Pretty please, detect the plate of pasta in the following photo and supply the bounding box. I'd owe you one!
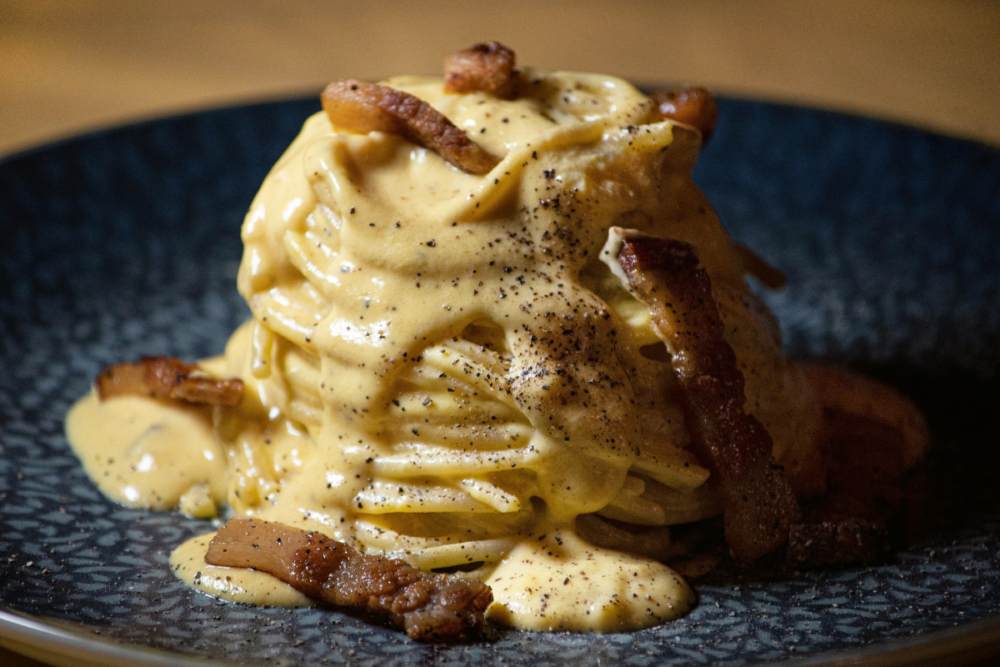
[2,57,1000,666]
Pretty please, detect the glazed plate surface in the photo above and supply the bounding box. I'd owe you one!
[1,97,999,666]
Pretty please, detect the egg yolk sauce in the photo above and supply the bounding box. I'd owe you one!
[67,67,824,632]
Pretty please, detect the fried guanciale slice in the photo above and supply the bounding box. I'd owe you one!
[205,517,493,642]
[801,364,929,470]
[735,243,787,290]
[788,365,930,565]
[444,41,518,99]
[612,228,801,564]
[321,80,501,175]
[96,356,244,407]
[650,86,719,144]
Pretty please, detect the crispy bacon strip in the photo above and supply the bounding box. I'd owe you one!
[801,364,929,469]
[735,243,787,290]
[322,80,501,175]
[788,365,930,565]
[96,356,243,407]
[788,415,905,565]
[444,41,518,99]
[205,517,492,641]
[612,229,800,564]
[650,87,719,144]
[788,516,889,566]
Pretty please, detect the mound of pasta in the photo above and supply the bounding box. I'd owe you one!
[66,44,929,635]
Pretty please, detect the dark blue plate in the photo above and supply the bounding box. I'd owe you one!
[1,97,999,666]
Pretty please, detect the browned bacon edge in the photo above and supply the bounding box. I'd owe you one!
[650,87,719,144]
[787,365,930,566]
[205,517,492,642]
[614,230,801,565]
[444,41,518,99]
[735,243,787,290]
[95,356,244,407]
[321,80,501,175]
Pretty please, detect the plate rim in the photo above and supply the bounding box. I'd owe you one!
[0,608,228,667]
[3,606,1000,667]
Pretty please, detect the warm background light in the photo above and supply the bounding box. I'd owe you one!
[1,0,998,159]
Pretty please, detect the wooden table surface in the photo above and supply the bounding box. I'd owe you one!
[2,0,999,158]
[1,1,998,665]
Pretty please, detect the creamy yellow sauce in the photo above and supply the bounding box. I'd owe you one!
[170,533,313,607]
[67,67,825,632]
[66,392,228,517]
[485,530,693,631]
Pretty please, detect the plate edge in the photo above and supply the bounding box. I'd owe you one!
[0,609,232,667]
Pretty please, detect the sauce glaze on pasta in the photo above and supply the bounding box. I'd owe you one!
[67,68,823,631]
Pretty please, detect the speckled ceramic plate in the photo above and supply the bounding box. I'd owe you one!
[1,97,999,667]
